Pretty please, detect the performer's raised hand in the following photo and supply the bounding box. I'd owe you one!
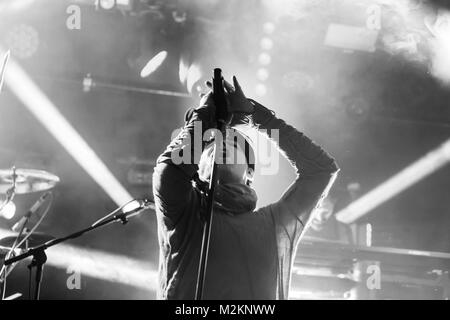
[206,76,254,115]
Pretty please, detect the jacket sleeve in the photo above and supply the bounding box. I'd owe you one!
[250,100,339,300]
[152,96,216,224]
[251,99,340,239]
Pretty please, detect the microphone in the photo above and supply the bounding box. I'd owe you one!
[12,192,52,232]
[91,199,154,227]
[212,68,228,129]
[115,198,154,220]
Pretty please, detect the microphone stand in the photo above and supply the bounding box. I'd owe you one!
[4,202,151,300]
[195,68,228,300]
[0,166,17,299]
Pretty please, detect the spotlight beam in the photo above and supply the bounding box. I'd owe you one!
[0,227,158,291]
[0,47,133,206]
[336,138,450,224]
[47,242,158,291]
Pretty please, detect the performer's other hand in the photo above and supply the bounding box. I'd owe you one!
[206,76,254,115]
[184,90,217,127]
[199,90,214,107]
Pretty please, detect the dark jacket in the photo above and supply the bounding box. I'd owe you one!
[152,100,339,299]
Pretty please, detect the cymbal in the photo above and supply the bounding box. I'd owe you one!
[0,168,60,194]
[0,232,55,249]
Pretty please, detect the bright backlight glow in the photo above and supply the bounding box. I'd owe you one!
[140,51,168,78]
[0,201,16,220]
[0,46,133,206]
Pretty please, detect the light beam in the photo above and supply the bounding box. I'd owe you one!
[0,47,133,206]
[336,138,450,224]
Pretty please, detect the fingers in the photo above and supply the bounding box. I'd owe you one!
[203,76,242,95]
[233,75,243,94]
[199,91,213,105]
[199,81,212,98]
[205,79,234,93]
[223,79,235,93]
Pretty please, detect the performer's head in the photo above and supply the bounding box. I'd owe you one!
[310,197,335,231]
[198,128,255,187]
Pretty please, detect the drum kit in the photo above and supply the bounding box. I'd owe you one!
[0,166,153,300]
[0,167,60,299]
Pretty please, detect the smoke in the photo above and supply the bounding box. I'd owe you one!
[426,9,450,84]
[260,0,450,85]
[380,1,450,85]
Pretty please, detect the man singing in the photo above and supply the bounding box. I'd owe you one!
[152,75,339,299]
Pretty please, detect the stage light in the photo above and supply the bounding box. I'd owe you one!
[324,23,378,53]
[98,0,116,10]
[116,0,132,10]
[336,138,450,224]
[256,68,269,81]
[140,50,168,78]
[260,37,274,51]
[178,55,204,94]
[0,201,16,220]
[179,58,189,84]
[263,22,276,35]
[185,63,202,94]
[172,10,187,23]
[425,10,450,83]
[0,46,133,206]
[254,23,275,94]
[366,223,372,247]
[258,52,272,66]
